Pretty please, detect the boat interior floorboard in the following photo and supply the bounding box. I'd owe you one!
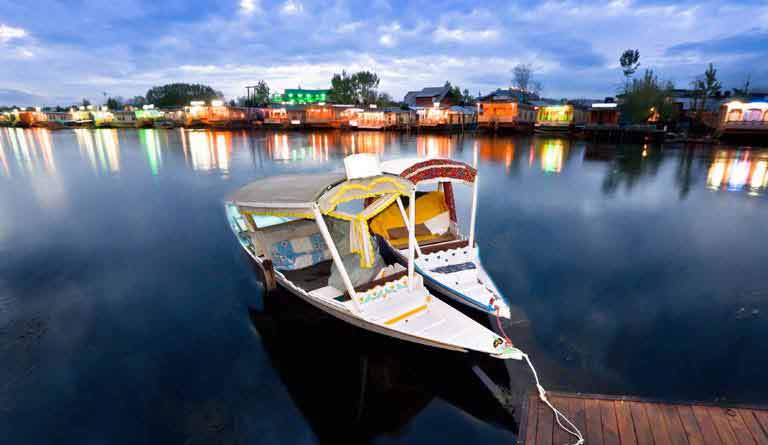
[280,260,333,291]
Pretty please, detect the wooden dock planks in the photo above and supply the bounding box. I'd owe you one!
[517,392,768,445]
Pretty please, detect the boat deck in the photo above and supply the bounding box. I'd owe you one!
[518,391,768,445]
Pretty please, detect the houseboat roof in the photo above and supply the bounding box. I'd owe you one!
[478,88,526,103]
[404,86,452,106]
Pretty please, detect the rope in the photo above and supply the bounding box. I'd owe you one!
[495,307,585,445]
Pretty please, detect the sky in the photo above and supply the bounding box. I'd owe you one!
[0,0,767,106]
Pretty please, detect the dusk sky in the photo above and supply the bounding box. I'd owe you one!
[1,0,766,106]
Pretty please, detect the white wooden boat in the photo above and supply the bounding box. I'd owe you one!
[225,155,522,359]
[371,157,512,319]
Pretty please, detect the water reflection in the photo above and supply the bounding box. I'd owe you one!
[183,130,232,172]
[248,289,515,444]
[539,139,567,174]
[138,129,163,176]
[477,137,516,172]
[417,134,456,158]
[707,150,768,196]
[74,129,120,174]
[1,127,58,177]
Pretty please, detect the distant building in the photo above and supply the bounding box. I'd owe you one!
[272,88,330,105]
[476,88,536,132]
[403,86,459,108]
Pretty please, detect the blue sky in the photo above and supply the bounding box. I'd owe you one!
[0,0,766,106]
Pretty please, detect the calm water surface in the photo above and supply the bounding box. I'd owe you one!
[1,128,767,443]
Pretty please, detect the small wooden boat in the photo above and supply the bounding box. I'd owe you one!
[225,155,522,358]
[372,157,512,319]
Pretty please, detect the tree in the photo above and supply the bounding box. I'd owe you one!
[328,71,357,104]
[145,83,223,108]
[253,80,270,106]
[512,64,533,92]
[105,96,124,110]
[619,69,677,124]
[328,70,381,104]
[375,92,397,107]
[692,63,721,116]
[352,71,380,105]
[732,74,751,97]
[81,98,91,107]
[619,49,641,87]
[462,89,475,105]
[127,96,146,107]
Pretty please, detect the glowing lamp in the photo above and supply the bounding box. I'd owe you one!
[190,101,205,106]
[211,100,224,107]
[143,104,155,110]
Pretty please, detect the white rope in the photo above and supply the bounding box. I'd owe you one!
[522,353,585,445]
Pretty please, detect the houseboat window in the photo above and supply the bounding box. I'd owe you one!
[727,109,743,122]
[745,109,763,121]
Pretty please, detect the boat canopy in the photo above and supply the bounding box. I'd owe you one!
[230,172,346,218]
[231,172,415,268]
[381,158,477,185]
[381,157,477,223]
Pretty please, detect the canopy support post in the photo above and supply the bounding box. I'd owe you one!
[468,176,478,249]
[396,196,422,257]
[408,191,416,291]
[312,206,362,315]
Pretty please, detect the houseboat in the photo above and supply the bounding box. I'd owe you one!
[272,88,330,105]
[184,101,208,128]
[0,112,12,127]
[207,101,248,129]
[11,109,48,128]
[42,111,73,129]
[353,106,415,131]
[416,105,476,132]
[91,107,115,128]
[112,110,137,128]
[261,107,289,128]
[285,105,308,129]
[476,89,536,133]
[534,103,588,133]
[70,108,94,127]
[304,104,358,129]
[135,105,163,128]
[716,99,768,142]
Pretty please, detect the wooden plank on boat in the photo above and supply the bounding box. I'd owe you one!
[518,391,768,445]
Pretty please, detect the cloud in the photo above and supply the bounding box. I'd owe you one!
[337,21,363,33]
[0,24,27,44]
[666,29,768,57]
[239,0,260,15]
[280,0,303,15]
[379,34,395,47]
[432,26,499,43]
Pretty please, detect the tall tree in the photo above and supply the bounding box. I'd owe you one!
[145,83,223,108]
[512,64,533,92]
[620,69,677,124]
[253,80,270,105]
[328,71,357,104]
[692,63,721,116]
[352,71,380,105]
[619,49,641,87]
[106,96,124,110]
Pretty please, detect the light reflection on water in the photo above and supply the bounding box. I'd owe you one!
[1,127,768,443]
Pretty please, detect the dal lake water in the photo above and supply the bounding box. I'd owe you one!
[1,127,767,443]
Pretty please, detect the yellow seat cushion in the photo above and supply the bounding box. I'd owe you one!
[370,192,449,244]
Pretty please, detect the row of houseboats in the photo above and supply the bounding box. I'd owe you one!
[3,87,767,140]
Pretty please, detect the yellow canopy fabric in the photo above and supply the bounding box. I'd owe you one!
[370,191,449,243]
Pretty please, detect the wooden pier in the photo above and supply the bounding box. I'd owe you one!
[518,391,768,445]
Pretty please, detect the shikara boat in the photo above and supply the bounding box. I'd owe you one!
[225,155,522,358]
[371,157,512,319]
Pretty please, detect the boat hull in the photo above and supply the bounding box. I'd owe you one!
[378,237,511,319]
[224,204,519,357]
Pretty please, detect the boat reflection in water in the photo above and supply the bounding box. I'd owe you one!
[1,127,59,177]
[247,286,516,444]
[181,130,233,173]
[74,128,121,174]
[138,129,164,176]
[707,149,768,196]
[417,134,457,158]
[537,138,568,174]
[476,136,517,172]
